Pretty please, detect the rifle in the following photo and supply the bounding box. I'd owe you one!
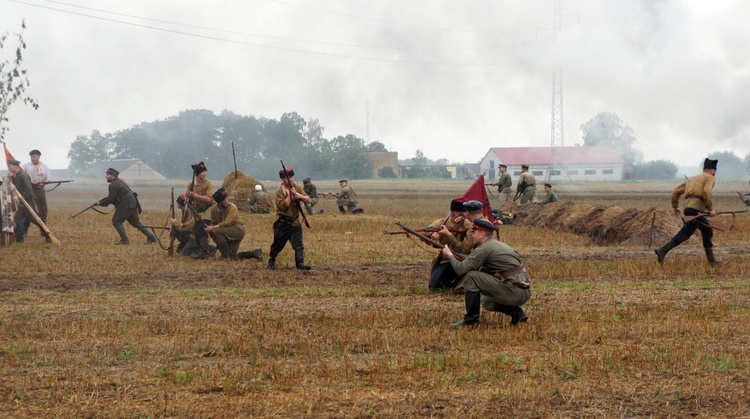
[484,183,497,198]
[395,222,466,261]
[737,191,750,206]
[319,192,337,199]
[682,209,747,231]
[182,173,195,223]
[10,183,61,245]
[35,180,74,192]
[67,203,113,220]
[231,141,238,179]
[512,189,522,202]
[168,187,176,256]
[385,226,468,235]
[280,160,310,228]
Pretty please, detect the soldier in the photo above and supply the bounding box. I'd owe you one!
[21,149,51,236]
[7,159,51,243]
[268,167,311,270]
[93,168,157,245]
[205,188,246,260]
[655,158,721,266]
[302,177,322,215]
[517,164,538,204]
[538,183,558,205]
[186,162,215,258]
[169,194,217,257]
[441,218,531,328]
[428,198,473,291]
[248,184,272,214]
[336,179,360,214]
[490,163,513,207]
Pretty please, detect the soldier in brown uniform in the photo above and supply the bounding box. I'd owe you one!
[268,167,311,270]
[490,163,513,206]
[205,188,246,260]
[94,168,157,245]
[428,198,474,291]
[441,218,531,328]
[517,164,538,204]
[186,162,215,258]
[655,158,720,266]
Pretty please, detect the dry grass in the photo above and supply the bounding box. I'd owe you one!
[1,179,748,417]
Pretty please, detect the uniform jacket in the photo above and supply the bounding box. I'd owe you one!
[210,202,245,229]
[336,185,358,206]
[275,183,308,227]
[517,172,537,192]
[497,172,512,192]
[99,177,136,210]
[672,172,715,212]
[448,237,529,285]
[429,217,474,254]
[11,170,34,202]
[188,179,214,215]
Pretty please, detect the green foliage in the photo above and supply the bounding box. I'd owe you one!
[580,112,643,166]
[634,160,678,180]
[367,141,388,152]
[378,166,397,178]
[66,109,375,180]
[0,20,39,141]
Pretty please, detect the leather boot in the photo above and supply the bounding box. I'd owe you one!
[655,238,678,264]
[338,206,346,214]
[705,247,722,266]
[295,249,311,270]
[137,225,158,244]
[509,307,529,326]
[114,224,129,245]
[14,224,26,243]
[216,241,231,260]
[450,291,481,329]
[267,253,277,269]
[192,237,210,259]
[306,205,314,215]
[238,248,264,261]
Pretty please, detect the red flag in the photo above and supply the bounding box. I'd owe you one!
[460,174,495,222]
[3,142,16,166]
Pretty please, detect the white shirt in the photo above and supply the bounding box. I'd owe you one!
[21,161,51,184]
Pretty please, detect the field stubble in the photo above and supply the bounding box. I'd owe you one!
[1,180,748,417]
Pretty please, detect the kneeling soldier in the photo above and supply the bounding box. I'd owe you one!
[206,188,245,260]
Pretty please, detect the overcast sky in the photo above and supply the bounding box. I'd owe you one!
[2,0,749,169]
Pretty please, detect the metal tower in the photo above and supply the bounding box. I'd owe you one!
[545,0,571,182]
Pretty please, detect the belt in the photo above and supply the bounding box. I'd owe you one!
[277,213,297,224]
[490,264,530,289]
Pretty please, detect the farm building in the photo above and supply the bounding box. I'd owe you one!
[88,159,166,180]
[366,151,399,178]
[479,146,625,181]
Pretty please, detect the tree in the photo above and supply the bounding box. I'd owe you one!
[367,141,388,152]
[329,134,374,179]
[707,151,745,177]
[634,160,678,180]
[580,112,643,165]
[0,20,39,141]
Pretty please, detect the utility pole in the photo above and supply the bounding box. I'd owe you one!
[545,0,572,182]
[365,100,370,144]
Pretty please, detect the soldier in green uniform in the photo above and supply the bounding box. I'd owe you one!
[517,164,538,204]
[248,184,272,214]
[94,168,157,245]
[302,177,322,215]
[655,158,721,266]
[441,218,531,328]
[7,159,51,243]
[186,162,215,258]
[268,167,311,270]
[490,163,513,207]
[205,188,246,260]
[538,183,558,205]
[428,198,473,291]
[335,179,359,214]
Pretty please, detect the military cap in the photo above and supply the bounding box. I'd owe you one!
[106,168,119,176]
[303,177,311,183]
[703,158,718,171]
[7,158,21,166]
[498,163,507,168]
[213,187,228,203]
[544,183,552,188]
[279,168,294,178]
[339,179,348,184]
[450,197,467,212]
[192,161,207,176]
[521,164,529,169]
[464,200,484,212]
[176,194,186,206]
[473,218,498,232]
[29,149,41,156]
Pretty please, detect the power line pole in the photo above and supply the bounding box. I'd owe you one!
[545,0,571,182]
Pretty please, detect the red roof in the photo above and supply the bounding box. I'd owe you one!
[490,146,625,165]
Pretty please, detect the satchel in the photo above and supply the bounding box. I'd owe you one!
[133,192,142,214]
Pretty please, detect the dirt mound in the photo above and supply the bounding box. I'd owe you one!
[221,171,270,212]
[506,201,683,246]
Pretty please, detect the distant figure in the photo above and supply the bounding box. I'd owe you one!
[302,177,322,215]
[7,159,52,243]
[21,149,51,235]
[655,158,720,266]
[248,184,271,214]
[740,180,750,206]
[490,163,513,207]
[336,179,361,214]
[538,183,558,205]
[516,164,538,204]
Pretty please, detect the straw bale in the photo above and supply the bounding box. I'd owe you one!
[511,202,682,246]
[221,171,272,212]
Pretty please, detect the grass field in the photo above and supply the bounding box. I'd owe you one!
[1,178,749,417]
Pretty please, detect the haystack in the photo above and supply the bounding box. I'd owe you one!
[221,171,272,212]
[508,201,683,246]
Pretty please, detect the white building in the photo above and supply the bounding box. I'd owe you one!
[479,146,625,181]
[89,159,166,180]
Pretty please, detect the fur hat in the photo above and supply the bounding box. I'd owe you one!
[176,194,186,207]
[192,162,207,176]
[703,158,718,171]
[450,198,467,212]
[279,168,294,178]
[212,187,228,203]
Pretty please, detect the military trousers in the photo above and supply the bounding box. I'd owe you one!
[210,225,246,257]
[32,188,48,223]
[270,219,304,256]
[463,271,531,308]
[497,189,512,206]
[111,205,143,228]
[519,188,538,204]
[672,208,714,248]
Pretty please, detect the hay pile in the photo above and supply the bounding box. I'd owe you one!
[221,171,272,212]
[504,201,683,246]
